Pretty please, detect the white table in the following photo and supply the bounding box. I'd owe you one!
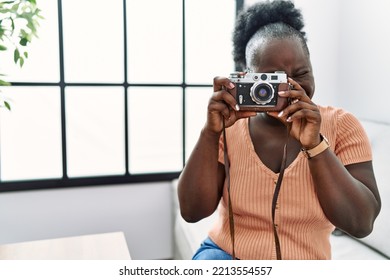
[0,231,131,260]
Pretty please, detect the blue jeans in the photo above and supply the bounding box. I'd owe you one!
[192,237,234,260]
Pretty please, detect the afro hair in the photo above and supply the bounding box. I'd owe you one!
[233,0,307,69]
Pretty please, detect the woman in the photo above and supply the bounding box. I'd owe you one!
[177,0,381,260]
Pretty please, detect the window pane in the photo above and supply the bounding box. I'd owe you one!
[185,0,235,84]
[0,1,59,82]
[0,87,62,181]
[62,0,124,83]
[127,0,182,84]
[66,87,125,177]
[185,87,212,161]
[128,87,182,173]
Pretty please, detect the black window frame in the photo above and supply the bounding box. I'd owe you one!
[0,0,244,193]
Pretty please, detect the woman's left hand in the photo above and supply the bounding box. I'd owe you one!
[268,77,322,149]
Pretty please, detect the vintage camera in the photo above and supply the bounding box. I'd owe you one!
[229,71,289,112]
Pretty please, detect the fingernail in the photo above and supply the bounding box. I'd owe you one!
[287,116,292,122]
[279,91,286,96]
[278,111,284,117]
[235,104,240,111]
[229,82,235,89]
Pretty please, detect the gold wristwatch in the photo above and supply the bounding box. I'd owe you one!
[301,134,330,159]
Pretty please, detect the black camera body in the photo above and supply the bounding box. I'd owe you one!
[229,71,289,112]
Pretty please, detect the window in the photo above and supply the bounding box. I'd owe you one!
[0,0,239,192]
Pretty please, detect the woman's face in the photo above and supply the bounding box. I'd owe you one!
[248,37,315,98]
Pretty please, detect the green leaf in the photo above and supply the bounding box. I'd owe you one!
[19,56,24,67]
[19,37,28,46]
[0,44,7,51]
[11,3,19,13]
[14,48,20,64]
[24,51,28,58]
[4,100,11,111]
[10,17,14,32]
[0,79,11,86]
[0,1,16,5]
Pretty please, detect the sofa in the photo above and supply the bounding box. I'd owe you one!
[172,119,390,260]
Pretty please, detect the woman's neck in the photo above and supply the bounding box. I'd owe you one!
[253,112,284,128]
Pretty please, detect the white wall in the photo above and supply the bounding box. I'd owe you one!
[0,182,173,260]
[337,0,390,123]
[297,0,390,123]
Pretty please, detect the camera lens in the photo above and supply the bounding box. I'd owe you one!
[250,82,274,105]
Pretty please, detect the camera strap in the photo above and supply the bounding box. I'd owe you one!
[222,118,291,260]
[222,118,236,259]
[271,124,291,260]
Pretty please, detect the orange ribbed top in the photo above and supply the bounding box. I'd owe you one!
[208,106,372,259]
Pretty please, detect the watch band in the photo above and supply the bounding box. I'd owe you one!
[301,134,330,159]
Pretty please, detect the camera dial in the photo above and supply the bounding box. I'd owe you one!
[252,75,259,81]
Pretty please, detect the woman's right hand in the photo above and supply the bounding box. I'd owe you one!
[205,76,256,134]
[179,76,256,222]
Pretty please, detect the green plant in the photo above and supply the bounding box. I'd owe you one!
[0,0,42,110]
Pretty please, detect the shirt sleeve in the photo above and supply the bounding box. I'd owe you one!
[334,111,372,165]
